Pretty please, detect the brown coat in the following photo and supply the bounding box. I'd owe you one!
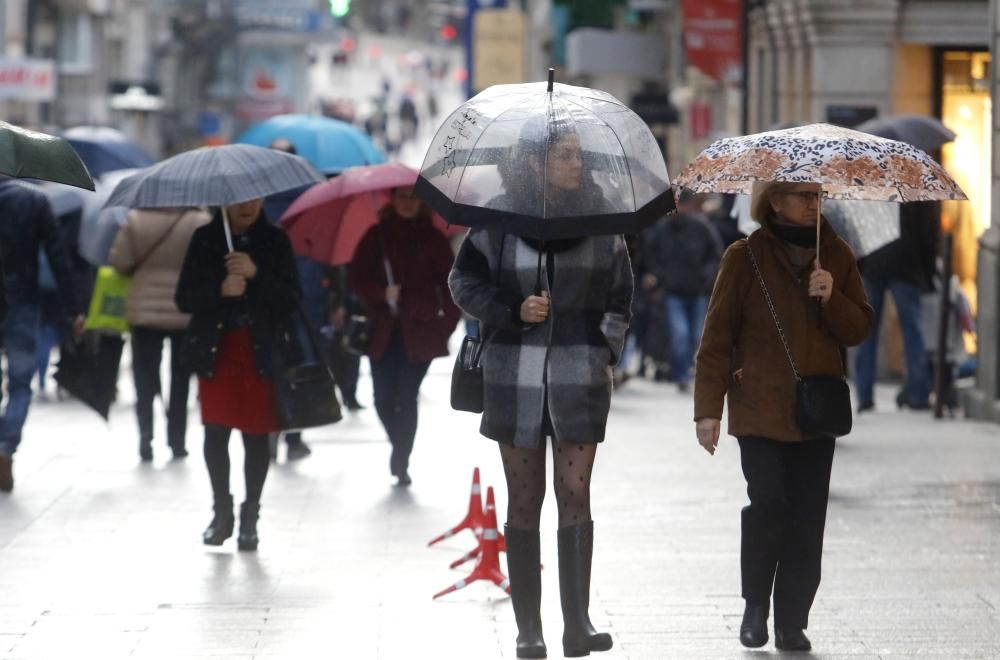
[694,220,874,441]
[108,207,211,331]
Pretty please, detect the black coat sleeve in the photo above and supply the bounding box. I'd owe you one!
[38,200,80,317]
[248,229,302,317]
[175,230,224,315]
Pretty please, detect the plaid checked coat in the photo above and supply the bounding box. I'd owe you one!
[449,230,634,448]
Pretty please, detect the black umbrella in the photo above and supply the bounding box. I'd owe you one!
[855,115,956,153]
[54,333,124,420]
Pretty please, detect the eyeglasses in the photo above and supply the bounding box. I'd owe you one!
[781,190,821,201]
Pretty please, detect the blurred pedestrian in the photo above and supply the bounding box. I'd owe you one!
[855,201,940,412]
[348,186,459,486]
[34,252,63,401]
[641,191,723,392]
[265,136,314,460]
[694,181,872,652]
[322,265,364,411]
[175,198,301,550]
[0,179,84,493]
[711,194,748,247]
[107,207,210,461]
[448,118,633,658]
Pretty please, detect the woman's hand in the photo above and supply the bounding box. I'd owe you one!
[809,261,833,304]
[696,418,721,455]
[225,252,257,280]
[221,274,247,298]
[520,292,550,324]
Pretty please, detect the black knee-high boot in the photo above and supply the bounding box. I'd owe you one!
[558,521,612,657]
[505,526,547,658]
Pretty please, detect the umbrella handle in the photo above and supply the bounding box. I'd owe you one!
[814,202,821,269]
[221,206,235,253]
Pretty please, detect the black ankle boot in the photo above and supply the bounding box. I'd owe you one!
[739,601,769,648]
[557,521,612,657]
[202,495,234,545]
[237,502,260,551]
[505,526,547,658]
[775,627,811,651]
[139,437,153,462]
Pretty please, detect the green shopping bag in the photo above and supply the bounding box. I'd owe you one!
[85,266,132,334]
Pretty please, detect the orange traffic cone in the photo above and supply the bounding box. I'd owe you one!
[432,487,510,599]
[449,500,506,569]
[428,467,486,547]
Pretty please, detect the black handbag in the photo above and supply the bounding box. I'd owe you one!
[273,303,343,432]
[341,314,370,356]
[747,246,853,438]
[450,235,505,413]
[451,333,489,412]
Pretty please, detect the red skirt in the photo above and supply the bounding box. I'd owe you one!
[199,329,279,435]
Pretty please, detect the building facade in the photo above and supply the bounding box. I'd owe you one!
[966,0,1000,421]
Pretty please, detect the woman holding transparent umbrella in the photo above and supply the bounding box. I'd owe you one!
[449,113,635,659]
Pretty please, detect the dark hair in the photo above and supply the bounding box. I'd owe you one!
[496,113,602,216]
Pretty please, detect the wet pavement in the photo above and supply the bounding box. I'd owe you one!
[1,353,998,660]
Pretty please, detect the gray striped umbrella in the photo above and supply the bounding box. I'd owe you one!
[103,144,324,210]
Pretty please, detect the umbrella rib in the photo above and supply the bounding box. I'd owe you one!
[448,108,509,205]
[562,96,639,213]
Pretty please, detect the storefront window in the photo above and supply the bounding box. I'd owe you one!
[940,50,992,317]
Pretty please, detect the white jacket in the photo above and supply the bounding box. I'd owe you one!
[107,207,211,331]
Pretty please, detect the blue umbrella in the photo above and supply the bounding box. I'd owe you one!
[63,126,155,179]
[236,114,385,175]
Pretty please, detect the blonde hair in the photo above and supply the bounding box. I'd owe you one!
[750,180,802,224]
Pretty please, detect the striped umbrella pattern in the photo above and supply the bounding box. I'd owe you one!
[103,144,324,210]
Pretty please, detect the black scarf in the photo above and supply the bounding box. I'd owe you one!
[770,220,815,248]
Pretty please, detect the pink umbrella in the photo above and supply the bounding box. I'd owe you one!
[280,162,462,266]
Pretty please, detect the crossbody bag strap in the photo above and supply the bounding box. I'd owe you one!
[746,244,802,382]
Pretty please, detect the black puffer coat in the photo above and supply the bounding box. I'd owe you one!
[174,212,301,379]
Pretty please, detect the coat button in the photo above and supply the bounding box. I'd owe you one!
[217,322,223,329]
[211,347,217,353]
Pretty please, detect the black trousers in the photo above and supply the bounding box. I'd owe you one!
[370,332,430,476]
[132,326,191,448]
[738,436,835,630]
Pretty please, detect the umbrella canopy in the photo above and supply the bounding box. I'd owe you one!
[854,115,956,154]
[236,114,385,175]
[103,144,324,210]
[0,120,95,190]
[77,168,138,266]
[732,195,901,258]
[63,125,155,179]
[676,123,965,202]
[415,74,673,240]
[281,162,461,266]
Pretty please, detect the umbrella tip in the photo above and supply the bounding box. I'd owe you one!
[547,68,554,93]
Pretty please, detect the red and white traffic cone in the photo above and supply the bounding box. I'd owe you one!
[428,467,486,547]
[432,487,510,599]
[449,499,506,569]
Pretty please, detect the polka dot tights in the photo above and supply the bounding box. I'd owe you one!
[499,441,597,530]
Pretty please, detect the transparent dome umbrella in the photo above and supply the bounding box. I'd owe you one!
[415,71,673,241]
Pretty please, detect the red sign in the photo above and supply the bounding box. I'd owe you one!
[682,0,743,83]
[690,102,712,140]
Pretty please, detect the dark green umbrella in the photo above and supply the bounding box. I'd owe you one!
[0,120,95,190]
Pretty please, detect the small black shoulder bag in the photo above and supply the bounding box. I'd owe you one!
[747,246,852,438]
